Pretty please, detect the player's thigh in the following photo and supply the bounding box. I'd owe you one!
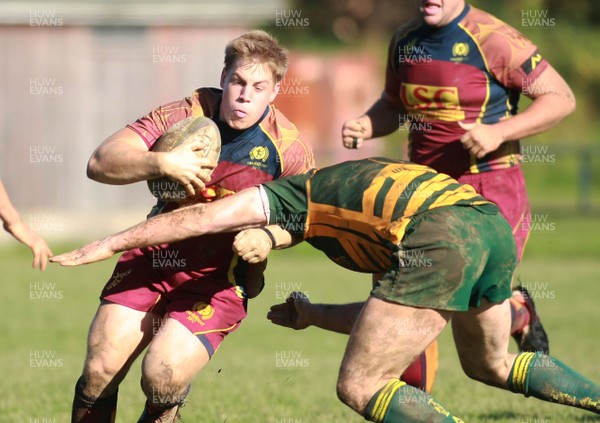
[142,285,248,384]
[451,299,515,386]
[339,296,451,404]
[86,302,157,371]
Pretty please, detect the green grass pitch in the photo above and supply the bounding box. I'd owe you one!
[1,216,599,422]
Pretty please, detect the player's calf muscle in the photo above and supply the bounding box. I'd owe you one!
[81,344,140,398]
[79,369,117,398]
[452,302,514,386]
[80,347,123,396]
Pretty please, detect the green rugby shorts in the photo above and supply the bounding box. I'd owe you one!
[371,204,517,311]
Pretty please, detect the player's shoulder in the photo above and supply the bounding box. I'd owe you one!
[156,87,221,120]
[462,6,534,52]
[462,6,546,82]
[192,87,222,100]
[462,6,514,31]
[263,103,292,127]
[260,104,300,143]
[188,87,222,118]
[262,105,315,175]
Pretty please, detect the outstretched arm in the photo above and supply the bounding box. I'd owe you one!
[267,292,366,334]
[267,273,381,333]
[0,180,53,270]
[51,187,266,266]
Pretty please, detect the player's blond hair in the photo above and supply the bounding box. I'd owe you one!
[224,30,288,83]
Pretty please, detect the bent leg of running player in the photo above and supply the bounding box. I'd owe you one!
[458,167,548,353]
[453,299,600,413]
[371,274,438,393]
[344,204,517,421]
[72,248,171,422]
[72,303,158,422]
[338,297,456,421]
[138,286,247,421]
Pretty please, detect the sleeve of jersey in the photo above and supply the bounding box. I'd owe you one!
[126,97,195,149]
[476,18,549,91]
[382,32,406,110]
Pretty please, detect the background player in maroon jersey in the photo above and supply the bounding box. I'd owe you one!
[70,30,315,422]
[340,0,575,355]
[0,179,52,271]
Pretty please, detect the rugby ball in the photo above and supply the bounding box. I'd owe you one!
[147,116,221,202]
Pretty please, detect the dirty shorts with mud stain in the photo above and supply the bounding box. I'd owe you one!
[371,204,517,311]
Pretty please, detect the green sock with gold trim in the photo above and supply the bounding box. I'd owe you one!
[364,379,464,422]
[509,352,600,413]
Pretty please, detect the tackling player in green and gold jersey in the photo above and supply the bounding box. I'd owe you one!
[53,157,600,422]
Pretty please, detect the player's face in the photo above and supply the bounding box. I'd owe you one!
[417,0,465,28]
[219,61,280,130]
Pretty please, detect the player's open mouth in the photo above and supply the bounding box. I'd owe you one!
[421,1,441,16]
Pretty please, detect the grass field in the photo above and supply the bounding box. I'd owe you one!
[1,216,599,422]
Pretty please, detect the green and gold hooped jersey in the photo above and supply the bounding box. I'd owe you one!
[304,157,494,273]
